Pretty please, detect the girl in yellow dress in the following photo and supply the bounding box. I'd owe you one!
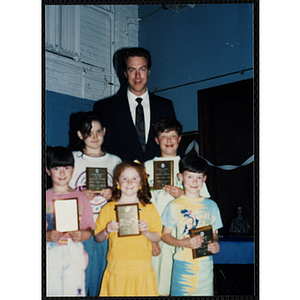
[94,161,161,296]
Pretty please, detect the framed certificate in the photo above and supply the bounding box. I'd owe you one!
[153,160,174,189]
[115,203,140,237]
[53,198,79,232]
[86,167,108,192]
[189,225,213,259]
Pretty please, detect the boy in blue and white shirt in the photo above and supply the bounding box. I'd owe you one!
[162,154,222,296]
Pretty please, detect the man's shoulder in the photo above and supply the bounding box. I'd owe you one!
[93,96,117,107]
[149,92,172,104]
[94,90,126,108]
[149,92,175,119]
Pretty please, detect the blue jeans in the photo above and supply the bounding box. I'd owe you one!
[82,233,108,296]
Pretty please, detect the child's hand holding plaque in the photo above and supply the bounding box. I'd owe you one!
[189,225,213,259]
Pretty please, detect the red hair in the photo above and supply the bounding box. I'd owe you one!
[111,161,151,205]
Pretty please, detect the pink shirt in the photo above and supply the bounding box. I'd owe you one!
[46,189,95,234]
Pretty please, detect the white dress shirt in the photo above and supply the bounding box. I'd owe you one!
[127,89,150,143]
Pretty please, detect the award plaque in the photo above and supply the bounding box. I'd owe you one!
[153,161,174,189]
[189,225,213,259]
[115,203,140,237]
[53,198,79,232]
[86,167,108,192]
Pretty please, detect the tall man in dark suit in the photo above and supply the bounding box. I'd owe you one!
[93,47,176,162]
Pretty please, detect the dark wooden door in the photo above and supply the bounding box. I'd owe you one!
[198,79,254,235]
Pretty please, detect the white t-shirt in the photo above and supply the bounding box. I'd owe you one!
[69,151,122,222]
[144,156,211,216]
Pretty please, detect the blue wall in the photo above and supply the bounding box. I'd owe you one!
[139,3,253,132]
[46,90,94,147]
[46,4,253,147]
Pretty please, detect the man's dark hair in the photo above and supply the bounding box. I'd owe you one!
[123,47,152,71]
[154,117,183,138]
[47,146,74,169]
[179,154,208,175]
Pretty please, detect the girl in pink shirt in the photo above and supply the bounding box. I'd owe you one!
[46,146,95,297]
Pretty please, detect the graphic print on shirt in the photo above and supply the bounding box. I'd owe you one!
[179,204,213,251]
[74,170,114,221]
[181,208,199,237]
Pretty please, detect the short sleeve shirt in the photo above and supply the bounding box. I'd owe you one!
[162,195,223,261]
[46,189,95,232]
[95,201,162,262]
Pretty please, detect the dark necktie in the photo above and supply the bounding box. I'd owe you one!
[135,97,146,151]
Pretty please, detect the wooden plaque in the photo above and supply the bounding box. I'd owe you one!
[115,203,140,237]
[190,225,213,259]
[53,198,79,232]
[86,167,108,192]
[153,161,174,189]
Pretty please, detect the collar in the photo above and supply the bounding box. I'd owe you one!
[127,89,149,107]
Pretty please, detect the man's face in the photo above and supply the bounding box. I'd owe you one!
[124,56,150,96]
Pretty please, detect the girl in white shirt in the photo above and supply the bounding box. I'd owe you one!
[69,111,121,297]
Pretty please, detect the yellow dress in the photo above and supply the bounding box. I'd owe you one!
[94,201,162,297]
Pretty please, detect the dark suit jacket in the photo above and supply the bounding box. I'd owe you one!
[93,90,176,162]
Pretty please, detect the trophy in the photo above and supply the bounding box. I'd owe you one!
[229,206,251,235]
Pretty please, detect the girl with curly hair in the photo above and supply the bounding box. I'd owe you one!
[94,161,161,296]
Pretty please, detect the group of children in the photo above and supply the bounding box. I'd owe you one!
[46,112,223,297]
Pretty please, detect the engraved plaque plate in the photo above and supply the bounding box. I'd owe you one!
[116,203,140,237]
[153,161,174,189]
[86,167,108,192]
[190,225,213,259]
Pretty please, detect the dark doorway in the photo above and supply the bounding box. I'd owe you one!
[198,78,254,236]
